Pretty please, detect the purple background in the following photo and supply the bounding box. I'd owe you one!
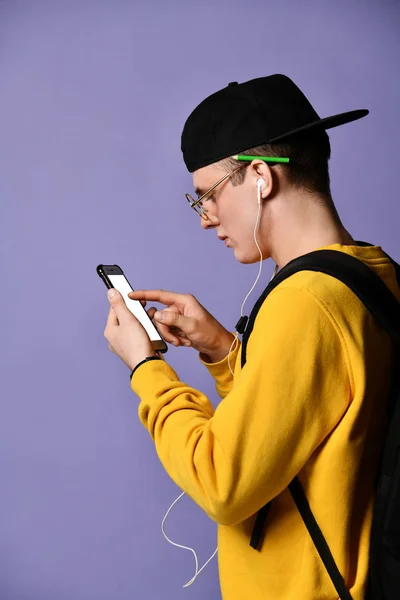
[0,1,399,598]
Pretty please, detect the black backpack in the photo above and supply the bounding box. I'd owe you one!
[238,242,400,600]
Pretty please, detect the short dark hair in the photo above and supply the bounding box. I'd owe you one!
[219,129,332,199]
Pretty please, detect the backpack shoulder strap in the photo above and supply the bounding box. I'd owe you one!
[241,247,400,368]
[288,477,354,600]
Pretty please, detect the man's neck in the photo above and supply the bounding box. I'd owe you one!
[269,193,355,269]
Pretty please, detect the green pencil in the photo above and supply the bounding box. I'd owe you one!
[233,154,290,164]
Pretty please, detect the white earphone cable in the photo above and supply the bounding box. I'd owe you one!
[161,179,279,588]
[161,491,218,588]
[228,180,278,376]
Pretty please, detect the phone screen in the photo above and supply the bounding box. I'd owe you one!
[107,274,162,342]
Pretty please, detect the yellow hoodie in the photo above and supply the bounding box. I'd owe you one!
[130,244,400,600]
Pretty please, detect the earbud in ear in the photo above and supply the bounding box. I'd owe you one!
[257,178,266,205]
[257,178,266,190]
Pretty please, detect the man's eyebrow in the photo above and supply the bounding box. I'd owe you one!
[194,187,205,196]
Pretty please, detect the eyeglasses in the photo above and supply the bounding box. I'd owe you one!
[185,155,290,220]
[186,164,245,220]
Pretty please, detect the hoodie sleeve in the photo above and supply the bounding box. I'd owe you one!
[198,333,241,399]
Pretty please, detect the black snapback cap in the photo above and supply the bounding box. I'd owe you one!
[181,74,369,172]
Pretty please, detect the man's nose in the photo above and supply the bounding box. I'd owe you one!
[201,212,218,229]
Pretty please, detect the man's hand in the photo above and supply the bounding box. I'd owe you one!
[104,288,156,372]
[129,289,235,361]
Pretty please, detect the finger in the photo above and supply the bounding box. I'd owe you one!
[154,308,194,335]
[149,308,184,344]
[167,335,191,348]
[147,307,178,338]
[143,306,181,345]
[170,325,187,338]
[108,290,132,324]
[125,292,147,307]
[106,305,118,328]
[146,307,186,340]
[128,289,183,306]
[149,314,183,346]
[146,306,183,343]
[153,319,181,345]
[153,309,194,346]
[147,307,157,320]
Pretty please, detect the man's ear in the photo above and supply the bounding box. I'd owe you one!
[250,160,276,199]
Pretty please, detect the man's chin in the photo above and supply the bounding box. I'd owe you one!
[233,247,268,265]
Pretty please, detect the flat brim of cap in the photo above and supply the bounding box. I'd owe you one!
[268,109,369,143]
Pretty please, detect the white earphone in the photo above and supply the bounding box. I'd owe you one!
[257,178,266,190]
[257,178,266,204]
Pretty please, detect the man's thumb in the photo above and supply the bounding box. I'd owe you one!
[154,309,178,324]
[154,310,167,322]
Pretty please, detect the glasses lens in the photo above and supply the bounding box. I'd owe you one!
[186,194,208,220]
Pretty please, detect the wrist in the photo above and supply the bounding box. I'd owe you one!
[130,354,159,380]
[201,333,237,363]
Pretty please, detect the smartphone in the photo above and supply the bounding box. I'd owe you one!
[97,264,168,353]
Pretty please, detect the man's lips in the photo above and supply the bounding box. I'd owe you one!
[217,235,231,247]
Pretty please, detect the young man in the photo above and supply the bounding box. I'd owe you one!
[104,74,400,599]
